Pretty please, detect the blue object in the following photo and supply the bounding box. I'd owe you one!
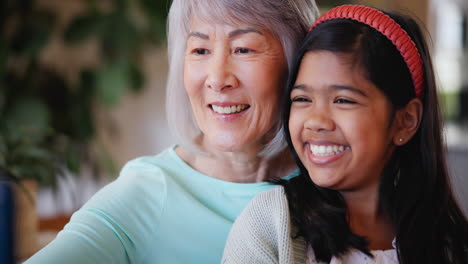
[0,180,14,264]
[24,146,298,263]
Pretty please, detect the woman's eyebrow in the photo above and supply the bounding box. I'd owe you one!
[228,28,263,38]
[188,31,209,40]
[188,28,263,40]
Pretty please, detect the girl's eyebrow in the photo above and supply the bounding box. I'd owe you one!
[291,84,368,97]
[292,84,305,91]
[331,85,368,97]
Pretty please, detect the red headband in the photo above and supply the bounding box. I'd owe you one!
[309,5,424,98]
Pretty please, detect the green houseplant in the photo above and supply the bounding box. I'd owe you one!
[0,0,168,260]
[1,0,168,189]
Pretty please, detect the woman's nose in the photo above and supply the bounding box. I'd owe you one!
[205,53,238,92]
[304,108,335,133]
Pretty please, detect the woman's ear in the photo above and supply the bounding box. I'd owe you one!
[393,98,423,146]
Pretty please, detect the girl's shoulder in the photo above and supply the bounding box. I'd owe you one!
[231,186,289,228]
[223,186,308,264]
[250,186,288,208]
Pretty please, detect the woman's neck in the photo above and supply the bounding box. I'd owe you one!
[343,188,395,250]
[175,144,295,183]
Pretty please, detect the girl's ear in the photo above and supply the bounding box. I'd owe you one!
[393,98,423,146]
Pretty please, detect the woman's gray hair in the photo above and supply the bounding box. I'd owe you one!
[166,0,319,158]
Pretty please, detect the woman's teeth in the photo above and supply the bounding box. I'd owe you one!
[310,144,348,156]
[212,104,248,114]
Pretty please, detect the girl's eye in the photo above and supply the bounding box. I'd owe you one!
[234,47,254,54]
[192,48,210,55]
[334,98,356,104]
[291,97,310,103]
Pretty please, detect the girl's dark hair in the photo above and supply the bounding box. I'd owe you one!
[280,11,468,263]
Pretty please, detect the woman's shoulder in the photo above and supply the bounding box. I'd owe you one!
[121,146,177,174]
[116,146,189,188]
[80,148,179,218]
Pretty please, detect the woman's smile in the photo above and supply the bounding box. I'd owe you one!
[208,102,251,121]
[210,104,250,115]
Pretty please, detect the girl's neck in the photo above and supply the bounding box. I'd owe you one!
[343,188,395,250]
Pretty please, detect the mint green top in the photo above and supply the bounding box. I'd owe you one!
[26,146,295,264]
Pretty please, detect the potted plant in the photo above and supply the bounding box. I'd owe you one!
[0,97,62,260]
[1,0,168,261]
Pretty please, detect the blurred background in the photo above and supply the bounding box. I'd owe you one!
[0,0,467,262]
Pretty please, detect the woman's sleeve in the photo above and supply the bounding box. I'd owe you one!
[24,158,168,264]
[222,187,294,264]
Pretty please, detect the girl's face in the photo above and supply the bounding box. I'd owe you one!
[289,51,399,194]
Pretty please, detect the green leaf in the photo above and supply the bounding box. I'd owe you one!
[70,102,95,141]
[33,162,56,187]
[139,0,168,43]
[0,135,6,167]
[140,0,169,19]
[129,63,144,92]
[4,98,50,139]
[66,144,81,174]
[95,61,130,106]
[146,13,167,43]
[10,11,55,57]
[100,12,139,58]
[10,144,52,163]
[10,161,56,187]
[0,37,7,80]
[64,13,103,44]
[79,70,96,98]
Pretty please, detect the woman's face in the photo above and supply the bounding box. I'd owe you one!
[289,51,398,194]
[184,19,287,153]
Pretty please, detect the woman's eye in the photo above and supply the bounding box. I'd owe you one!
[234,47,254,54]
[334,98,356,104]
[192,48,210,55]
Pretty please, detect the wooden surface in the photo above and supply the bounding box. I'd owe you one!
[39,214,71,232]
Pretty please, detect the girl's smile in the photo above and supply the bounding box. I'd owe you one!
[306,142,350,165]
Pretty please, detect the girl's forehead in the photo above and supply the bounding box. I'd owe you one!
[301,51,366,76]
[294,51,377,96]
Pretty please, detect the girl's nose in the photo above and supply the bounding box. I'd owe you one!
[304,108,336,133]
[205,53,238,92]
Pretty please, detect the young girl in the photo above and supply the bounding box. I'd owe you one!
[222,5,468,264]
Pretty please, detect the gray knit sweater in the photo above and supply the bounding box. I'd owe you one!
[222,186,308,264]
[222,186,398,264]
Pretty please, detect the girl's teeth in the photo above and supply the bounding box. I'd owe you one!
[212,105,248,114]
[309,144,348,156]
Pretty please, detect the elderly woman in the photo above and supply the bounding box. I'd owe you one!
[25,0,319,263]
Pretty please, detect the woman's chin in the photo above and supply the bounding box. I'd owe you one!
[198,129,267,155]
[211,142,245,153]
[204,137,252,154]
